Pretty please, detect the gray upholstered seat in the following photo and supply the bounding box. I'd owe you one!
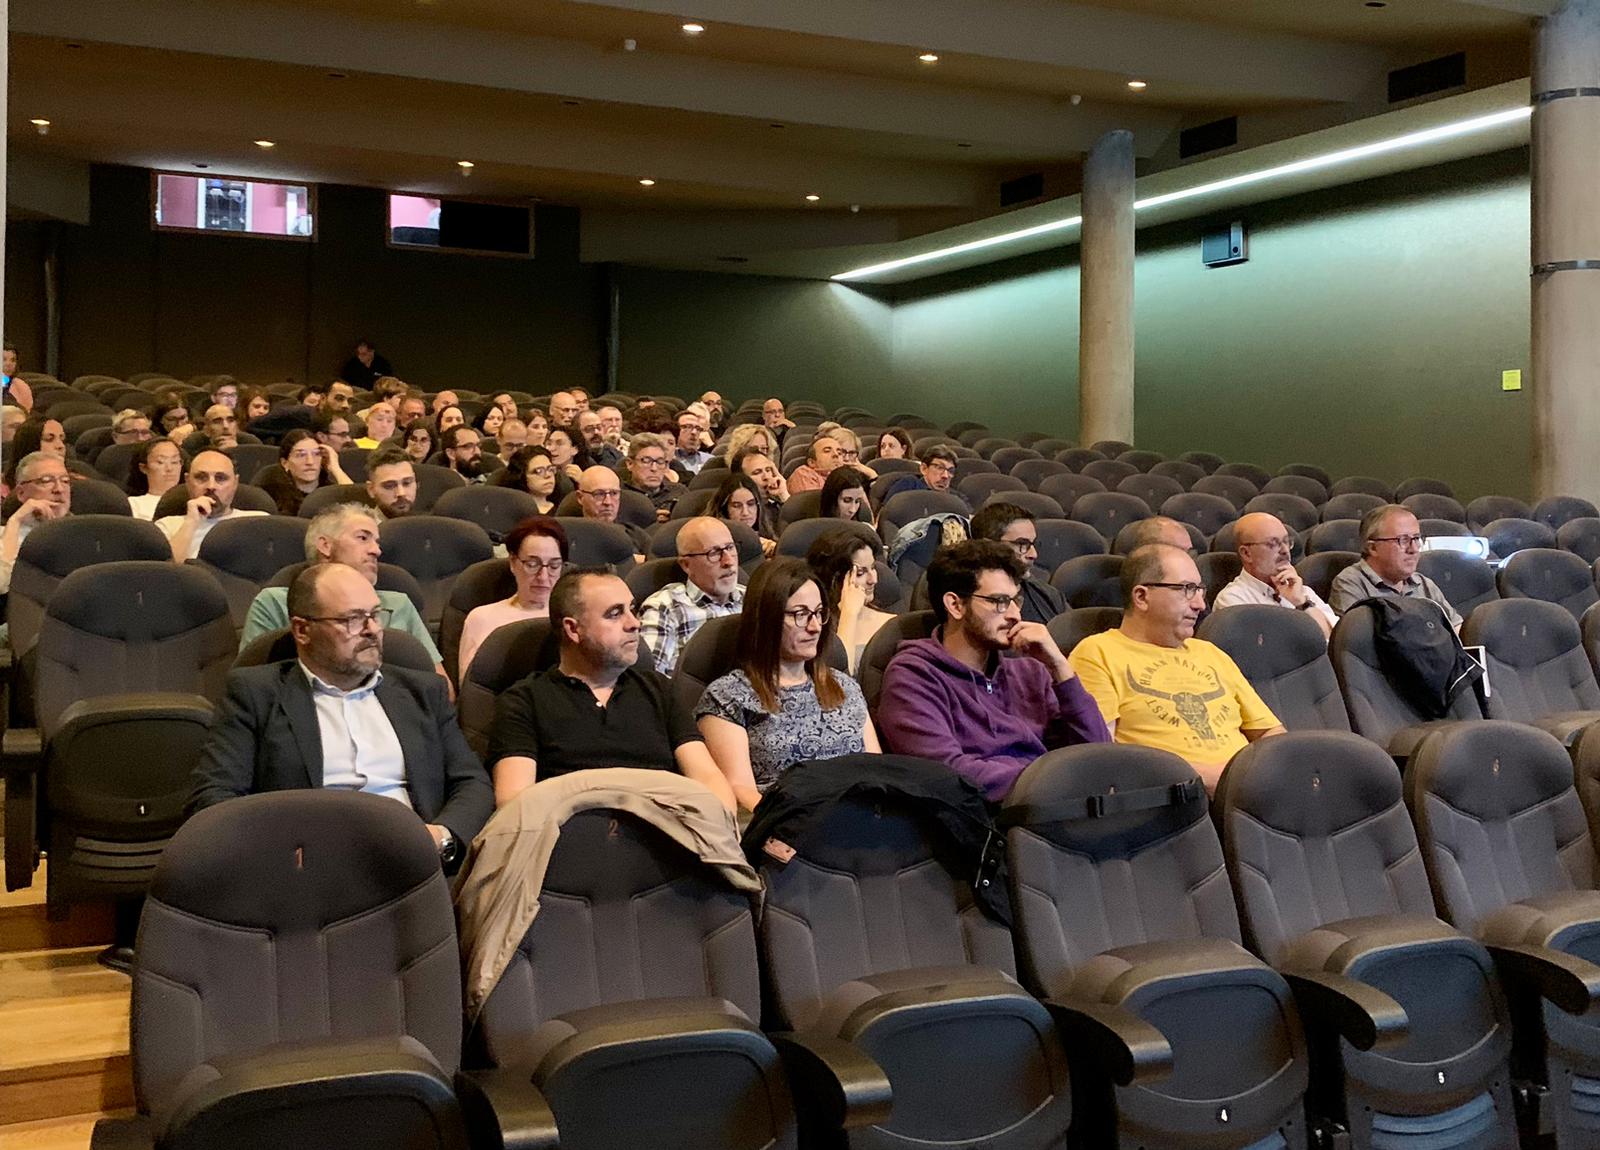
[1558,517,1600,564]
[1003,744,1308,1150]
[1243,492,1319,534]
[1484,516,1559,559]
[1117,472,1183,513]
[1032,519,1106,574]
[1395,477,1455,502]
[437,557,517,684]
[1070,491,1150,541]
[1329,476,1394,502]
[1149,459,1206,489]
[1216,731,1517,1149]
[1537,496,1600,532]
[432,485,547,542]
[1081,458,1138,489]
[1295,550,1359,601]
[296,483,374,518]
[1011,458,1070,489]
[1461,597,1600,747]
[554,518,639,572]
[1407,721,1600,1147]
[1467,495,1532,534]
[858,610,935,713]
[1160,491,1238,540]
[1192,473,1259,510]
[375,516,495,636]
[1216,461,1272,488]
[1049,553,1124,609]
[1197,604,1351,731]
[455,618,563,759]
[776,517,878,559]
[958,473,1027,505]
[1045,606,1121,656]
[1305,519,1361,554]
[1497,547,1600,622]
[192,514,310,631]
[1196,551,1243,605]
[1415,550,1499,618]
[1263,473,1328,506]
[1038,472,1107,514]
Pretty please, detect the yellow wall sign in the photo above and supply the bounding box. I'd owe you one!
[1502,369,1522,392]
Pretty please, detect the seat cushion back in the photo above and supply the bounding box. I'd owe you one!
[377,517,495,633]
[1216,731,1435,965]
[432,486,545,542]
[439,558,517,682]
[1070,491,1149,540]
[1497,547,1600,621]
[478,809,761,1066]
[758,795,1015,1031]
[1049,553,1124,608]
[1406,721,1595,935]
[859,610,936,712]
[1160,491,1238,539]
[10,516,173,658]
[1462,598,1600,722]
[1329,603,1483,746]
[1192,474,1258,510]
[133,791,460,1111]
[1415,550,1499,617]
[1198,605,1350,731]
[1002,745,1240,998]
[1537,496,1600,531]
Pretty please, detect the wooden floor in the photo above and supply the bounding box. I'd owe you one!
[0,861,128,1148]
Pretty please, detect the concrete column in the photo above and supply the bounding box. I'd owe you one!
[1078,129,1136,447]
[1532,0,1600,503]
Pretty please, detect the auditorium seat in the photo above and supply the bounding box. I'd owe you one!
[984,490,1064,521]
[649,517,764,566]
[955,427,991,448]
[858,610,935,712]
[1328,602,1483,760]
[1090,438,1134,457]
[625,556,690,602]
[756,759,1056,1149]
[1116,448,1164,472]
[1032,519,1106,573]
[1461,598,1600,748]
[1179,449,1225,473]
[1116,472,1183,512]
[1244,493,1320,534]
[1159,491,1237,540]
[471,796,796,1149]
[1329,475,1394,501]
[437,557,518,682]
[1216,461,1272,488]
[236,627,436,674]
[1497,547,1600,621]
[94,790,542,1150]
[972,436,1017,458]
[1054,447,1106,471]
[337,447,369,482]
[374,517,495,636]
[1004,744,1309,1150]
[1295,550,1359,601]
[992,445,1042,473]
[1030,436,1074,455]
[776,490,824,526]
[1037,472,1105,513]
[1321,492,1384,523]
[1405,721,1600,1149]
[1010,458,1069,488]
[1536,495,1600,531]
[1045,605,1120,655]
[297,483,374,518]
[951,457,999,483]
[776,517,878,559]
[1483,516,1559,559]
[1191,473,1258,510]
[1081,458,1138,489]
[192,514,315,631]
[1410,550,1498,620]
[69,476,136,515]
[1216,732,1518,1149]
[433,485,546,543]
[688,467,729,490]
[1304,519,1361,554]
[153,483,276,518]
[224,443,279,481]
[555,487,655,530]
[1395,477,1456,501]
[1199,604,1350,731]
[1148,458,1205,488]
[1419,516,1473,540]
[1070,491,1150,541]
[946,419,987,437]
[2,562,232,923]
[871,456,918,476]
[1276,461,1332,489]
[667,488,716,518]
[94,442,142,491]
[673,613,846,709]
[1050,554,1124,608]
[1196,551,1243,604]
[957,472,1027,505]
[1559,517,1600,563]
[1467,494,1532,533]
[1263,473,1328,506]
[456,618,566,756]
[877,489,969,546]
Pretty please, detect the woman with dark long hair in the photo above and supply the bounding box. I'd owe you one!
[806,527,894,675]
[493,446,560,513]
[819,465,873,524]
[257,428,351,515]
[709,471,777,556]
[126,438,185,519]
[695,557,878,810]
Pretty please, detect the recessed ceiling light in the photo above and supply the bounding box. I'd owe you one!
[1127,80,1148,90]
[805,194,821,202]
[30,118,50,127]
[457,160,475,169]
[681,22,705,34]
[1365,1,1387,7]
[194,163,210,169]
[918,53,939,63]
[254,140,275,149]
[639,178,656,187]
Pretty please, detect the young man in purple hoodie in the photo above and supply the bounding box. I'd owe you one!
[877,539,1110,800]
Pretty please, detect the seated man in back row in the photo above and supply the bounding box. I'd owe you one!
[1328,503,1461,631]
[1213,511,1336,639]
[156,450,269,561]
[969,502,1065,624]
[486,567,735,809]
[1070,543,1284,792]
[188,562,492,871]
[878,540,1110,801]
[638,516,745,675]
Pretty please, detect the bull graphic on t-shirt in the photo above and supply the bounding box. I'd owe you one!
[1124,669,1228,741]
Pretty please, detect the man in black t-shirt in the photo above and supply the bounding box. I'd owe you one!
[485,568,735,810]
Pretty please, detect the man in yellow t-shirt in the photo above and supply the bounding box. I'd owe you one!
[1070,543,1285,790]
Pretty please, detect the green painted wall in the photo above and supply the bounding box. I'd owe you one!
[620,149,1533,499]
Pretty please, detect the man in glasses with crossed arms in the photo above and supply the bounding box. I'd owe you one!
[878,539,1109,801]
[1070,543,1285,793]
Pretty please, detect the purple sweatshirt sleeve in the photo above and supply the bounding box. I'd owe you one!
[878,656,1024,801]
[1046,675,1112,748]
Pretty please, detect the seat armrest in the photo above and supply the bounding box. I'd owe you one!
[1283,969,1408,1052]
[771,1030,893,1130]
[2,726,42,892]
[456,1067,559,1150]
[90,1114,153,1150]
[1528,713,1600,750]
[2,725,42,762]
[1385,722,1463,764]
[1042,998,1173,1087]
[1489,943,1600,1016]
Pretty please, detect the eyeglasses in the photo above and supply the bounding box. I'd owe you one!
[1371,534,1425,549]
[839,449,860,462]
[925,461,956,475]
[681,541,739,563]
[20,474,70,489]
[1141,582,1207,599]
[298,607,393,635]
[1239,537,1292,551]
[581,489,621,500]
[783,606,829,627]
[969,592,1025,611]
[527,464,555,478]
[1003,537,1038,555]
[634,456,667,469]
[513,556,566,575]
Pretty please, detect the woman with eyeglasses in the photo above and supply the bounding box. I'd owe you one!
[403,422,435,465]
[259,428,352,516]
[493,447,561,513]
[806,526,895,674]
[696,556,879,810]
[457,517,569,680]
[126,438,186,520]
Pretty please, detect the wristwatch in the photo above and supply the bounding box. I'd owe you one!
[437,827,462,867]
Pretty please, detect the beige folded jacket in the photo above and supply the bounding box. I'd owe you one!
[453,768,760,1019]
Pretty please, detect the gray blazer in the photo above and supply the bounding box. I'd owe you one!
[187,660,494,847]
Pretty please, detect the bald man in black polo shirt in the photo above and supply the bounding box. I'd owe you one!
[486,568,735,810]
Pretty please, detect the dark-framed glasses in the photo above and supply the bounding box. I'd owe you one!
[298,607,394,635]
[783,606,829,627]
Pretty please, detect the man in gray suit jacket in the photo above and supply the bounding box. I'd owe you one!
[188,563,493,867]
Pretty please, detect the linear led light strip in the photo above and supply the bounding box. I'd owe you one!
[831,105,1533,282]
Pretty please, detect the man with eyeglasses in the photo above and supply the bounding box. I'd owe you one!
[1328,504,1461,630]
[638,517,745,675]
[733,449,789,537]
[189,562,492,871]
[883,443,968,505]
[878,539,1109,800]
[623,433,686,521]
[673,410,714,479]
[578,409,623,470]
[577,465,651,558]
[111,408,154,445]
[1070,543,1285,791]
[238,502,450,688]
[441,425,486,482]
[0,453,72,595]
[970,502,1066,624]
[1213,512,1337,638]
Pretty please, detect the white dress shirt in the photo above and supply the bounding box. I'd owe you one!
[1213,568,1339,629]
[300,663,411,807]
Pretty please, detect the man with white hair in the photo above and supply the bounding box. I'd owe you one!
[0,452,71,594]
[637,517,744,674]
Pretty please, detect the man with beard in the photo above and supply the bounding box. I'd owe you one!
[486,568,734,808]
[878,539,1110,801]
[365,448,418,520]
[441,425,486,482]
[637,517,744,675]
[156,450,269,561]
[577,409,623,470]
[187,562,492,869]
[237,502,449,687]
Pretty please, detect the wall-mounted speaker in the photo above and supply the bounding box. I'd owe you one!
[1202,221,1248,267]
